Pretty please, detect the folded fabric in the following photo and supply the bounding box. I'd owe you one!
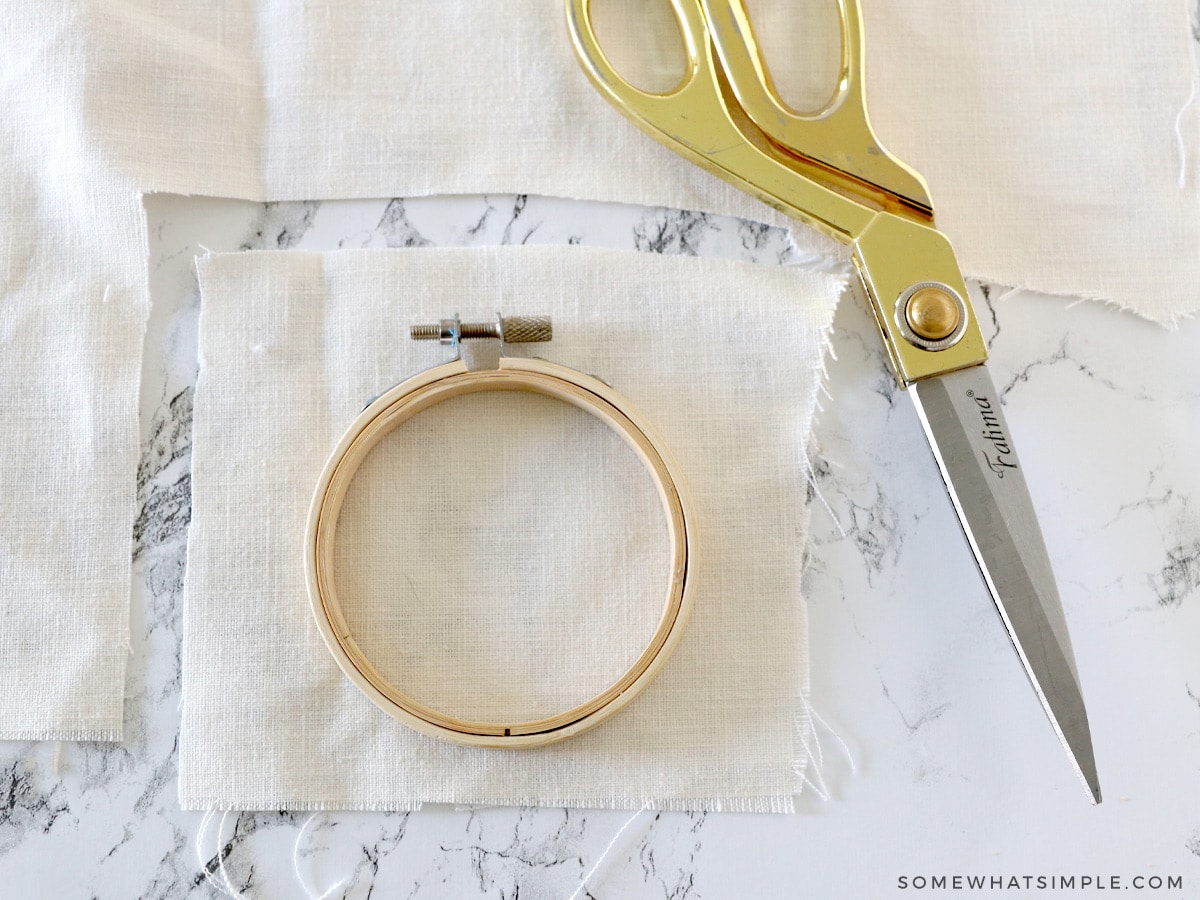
[180,246,844,811]
[0,6,149,739]
[84,0,1200,320]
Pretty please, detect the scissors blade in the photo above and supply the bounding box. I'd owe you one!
[909,364,1100,804]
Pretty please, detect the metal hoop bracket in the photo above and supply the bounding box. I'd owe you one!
[305,355,697,749]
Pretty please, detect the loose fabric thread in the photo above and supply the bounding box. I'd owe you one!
[293,814,351,900]
[1175,75,1198,188]
[565,804,653,900]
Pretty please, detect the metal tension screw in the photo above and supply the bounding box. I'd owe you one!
[410,314,552,345]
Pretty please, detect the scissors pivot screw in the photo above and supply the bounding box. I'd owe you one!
[894,281,969,352]
[905,286,961,341]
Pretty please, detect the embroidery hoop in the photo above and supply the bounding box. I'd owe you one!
[305,319,696,749]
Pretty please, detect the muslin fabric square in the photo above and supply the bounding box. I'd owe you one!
[83,0,1200,320]
[180,246,844,811]
[0,6,149,739]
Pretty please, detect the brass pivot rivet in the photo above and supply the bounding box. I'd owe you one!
[904,287,961,341]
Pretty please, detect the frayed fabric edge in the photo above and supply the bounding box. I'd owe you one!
[791,274,859,805]
[965,274,1196,332]
[0,728,123,742]
[180,796,801,814]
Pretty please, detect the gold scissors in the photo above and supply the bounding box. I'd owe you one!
[566,0,1100,802]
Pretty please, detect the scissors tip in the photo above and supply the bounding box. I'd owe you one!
[1064,734,1101,805]
[1081,765,1102,806]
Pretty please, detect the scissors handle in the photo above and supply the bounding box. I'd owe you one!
[701,0,932,214]
[566,0,874,242]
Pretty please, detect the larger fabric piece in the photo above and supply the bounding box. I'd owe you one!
[181,246,844,811]
[84,0,1200,321]
[0,6,148,739]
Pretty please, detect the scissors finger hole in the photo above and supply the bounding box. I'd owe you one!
[588,0,689,94]
[738,0,843,114]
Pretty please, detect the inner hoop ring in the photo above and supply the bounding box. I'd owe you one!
[305,355,696,748]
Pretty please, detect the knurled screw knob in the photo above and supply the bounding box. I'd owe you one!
[410,314,553,345]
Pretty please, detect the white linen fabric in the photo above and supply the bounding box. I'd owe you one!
[0,6,148,739]
[181,246,844,811]
[83,0,1200,321]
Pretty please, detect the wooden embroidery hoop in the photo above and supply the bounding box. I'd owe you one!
[305,336,696,749]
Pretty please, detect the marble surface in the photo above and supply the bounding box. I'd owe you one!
[1,192,1197,897]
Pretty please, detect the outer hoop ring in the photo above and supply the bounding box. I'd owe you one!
[305,356,697,749]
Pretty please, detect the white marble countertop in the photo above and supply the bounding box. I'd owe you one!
[1,192,1197,898]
